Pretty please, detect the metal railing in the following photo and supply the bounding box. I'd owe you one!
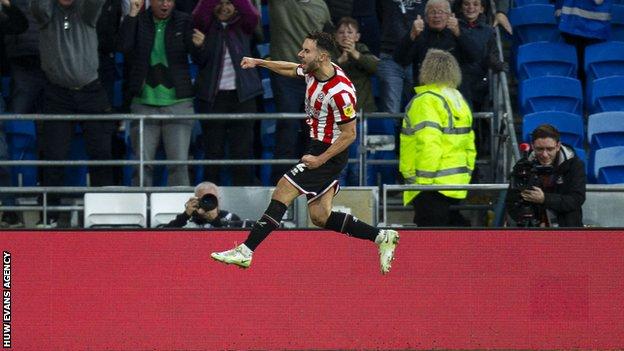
[382,183,624,227]
[0,110,500,184]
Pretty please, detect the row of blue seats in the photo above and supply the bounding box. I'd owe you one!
[510,4,624,44]
[522,111,624,183]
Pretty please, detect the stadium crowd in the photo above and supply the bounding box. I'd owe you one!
[0,0,616,228]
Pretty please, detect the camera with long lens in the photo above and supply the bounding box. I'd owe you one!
[198,193,218,212]
[509,144,553,227]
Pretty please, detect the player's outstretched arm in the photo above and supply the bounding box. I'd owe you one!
[240,57,299,78]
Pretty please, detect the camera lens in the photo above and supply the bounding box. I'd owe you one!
[198,193,218,212]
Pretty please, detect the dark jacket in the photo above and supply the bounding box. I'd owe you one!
[0,3,28,35]
[335,42,378,112]
[506,144,586,227]
[324,0,353,23]
[117,9,206,99]
[96,0,122,56]
[164,209,243,228]
[394,26,480,86]
[377,0,424,55]
[458,15,506,104]
[3,0,38,62]
[192,0,262,106]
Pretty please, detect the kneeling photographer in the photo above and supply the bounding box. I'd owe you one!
[165,182,244,228]
[505,124,586,227]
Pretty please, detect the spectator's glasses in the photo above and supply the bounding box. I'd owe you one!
[427,9,450,16]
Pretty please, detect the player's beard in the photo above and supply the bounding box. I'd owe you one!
[302,59,320,74]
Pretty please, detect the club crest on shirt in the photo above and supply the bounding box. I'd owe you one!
[342,103,356,117]
[316,92,325,103]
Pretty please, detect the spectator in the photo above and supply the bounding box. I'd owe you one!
[333,16,379,185]
[492,0,512,35]
[353,0,380,56]
[164,181,244,228]
[376,0,423,115]
[394,0,479,97]
[399,49,476,227]
[505,124,586,227]
[118,0,208,186]
[32,0,116,228]
[96,0,123,107]
[192,0,263,186]
[373,0,425,187]
[458,0,505,111]
[0,0,29,228]
[556,0,612,85]
[267,0,331,183]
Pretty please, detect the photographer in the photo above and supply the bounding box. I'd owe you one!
[505,124,586,227]
[164,182,243,228]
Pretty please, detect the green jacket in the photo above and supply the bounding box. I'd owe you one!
[399,84,476,205]
[336,42,378,113]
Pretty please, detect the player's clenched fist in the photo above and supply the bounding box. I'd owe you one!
[240,56,259,69]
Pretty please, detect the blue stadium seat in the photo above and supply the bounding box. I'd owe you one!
[513,0,550,6]
[256,43,270,59]
[516,42,577,80]
[611,5,624,41]
[587,111,624,150]
[519,76,583,115]
[522,111,584,147]
[587,76,624,113]
[587,111,624,182]
[3,120,38,186]
[584,41,624,82]
[594,146,624,183]
[574,147,587,166]
[509,4,561,44]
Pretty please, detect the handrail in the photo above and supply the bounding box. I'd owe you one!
[489,0,521,182]
[0,111,499,182]
[381,183,624,225]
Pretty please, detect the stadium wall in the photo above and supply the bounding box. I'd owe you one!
[0,230,623,350]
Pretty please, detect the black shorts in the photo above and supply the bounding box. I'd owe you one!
[282,140,348,203]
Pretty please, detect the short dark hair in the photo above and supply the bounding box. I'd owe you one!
[531,124,561,143]
[306,31,337,54]
[336,17,359,32]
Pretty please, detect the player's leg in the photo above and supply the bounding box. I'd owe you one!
[210,177,300,268]
[310,188,400,275]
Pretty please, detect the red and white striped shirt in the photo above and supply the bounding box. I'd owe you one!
[296,63,357,144]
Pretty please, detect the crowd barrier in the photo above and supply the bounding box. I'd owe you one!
[0,229,623,350]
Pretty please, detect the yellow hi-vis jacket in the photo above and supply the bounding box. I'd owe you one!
[399,84,476,206]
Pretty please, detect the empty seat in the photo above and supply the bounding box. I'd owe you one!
[587,112,624,149]
[584,41,624,82]
[84,193,147,228]
[587,112,624,182]
[150,193,193,228]
[587,76,624,113]
[594,146,624,183]
[519,76,583,115]
[509,4,561,44]
[516,42,577,80]
[522,111,584,147]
